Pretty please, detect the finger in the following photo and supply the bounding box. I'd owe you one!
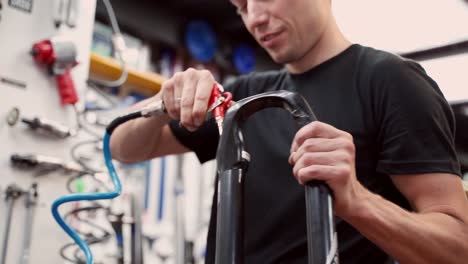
[298,164,351,187]
[295,165,336,185]
[288,151,296,165]
[162,79,177,119]
[172,72,184,119]
[291,151,341,176]
[180,75,198,131]
[291,121,351,153]
[178,120,197,132]
[192,71,215,127]
[289,138,349,164]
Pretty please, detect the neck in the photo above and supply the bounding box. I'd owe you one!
[286,17,351,74]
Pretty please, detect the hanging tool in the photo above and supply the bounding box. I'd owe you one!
[214,90,338,264]
[173,155,186,264]
[10,153,92,176]
[31,37,79,105]
[0,184,24,264]
[53,0,79,28]
[19,116,75,138]
[19,183,39,264]
[129,193,144,264]
[173,155,196,264]
[6,107,75,138]
[108,213,125,264]
[0,76,27,89]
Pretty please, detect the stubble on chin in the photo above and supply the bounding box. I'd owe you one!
[268,48,297,65]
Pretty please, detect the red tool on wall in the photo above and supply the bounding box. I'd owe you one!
[31,37,79,105]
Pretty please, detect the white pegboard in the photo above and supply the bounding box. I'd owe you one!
[0,4,217,262]
[0,0,97,263]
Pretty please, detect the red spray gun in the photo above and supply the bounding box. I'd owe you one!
[31,37,79,105]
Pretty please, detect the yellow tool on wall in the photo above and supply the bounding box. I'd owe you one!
[89,52,166,96]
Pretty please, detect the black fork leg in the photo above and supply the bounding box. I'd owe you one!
[215,90,338,264]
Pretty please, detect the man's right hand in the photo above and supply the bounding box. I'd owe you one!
[161,68,217,132]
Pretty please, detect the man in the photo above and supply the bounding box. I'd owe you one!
[110,0,468,263]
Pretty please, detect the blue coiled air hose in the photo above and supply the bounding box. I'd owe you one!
[52,111,142,264]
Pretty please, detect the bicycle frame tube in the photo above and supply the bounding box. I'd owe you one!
[215,90,338,264]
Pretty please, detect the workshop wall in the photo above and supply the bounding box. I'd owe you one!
[0,1,466,264]
[0,1,97,263]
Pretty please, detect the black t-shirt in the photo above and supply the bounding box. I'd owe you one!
[169,44,461,264]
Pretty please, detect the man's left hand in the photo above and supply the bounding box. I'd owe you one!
[289,121,368,218]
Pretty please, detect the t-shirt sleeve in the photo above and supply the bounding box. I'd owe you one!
[169,118,219,163]
[372,56,461,176]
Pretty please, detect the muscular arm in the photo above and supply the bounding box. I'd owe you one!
[345,173,468,264]
[290,122,468,264]
[110,68,217,163]
[110,94,189,163]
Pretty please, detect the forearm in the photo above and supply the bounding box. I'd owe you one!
[110,95,171,163]
[344,190,468,264]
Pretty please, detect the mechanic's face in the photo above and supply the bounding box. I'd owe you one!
[231,0,331,65]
